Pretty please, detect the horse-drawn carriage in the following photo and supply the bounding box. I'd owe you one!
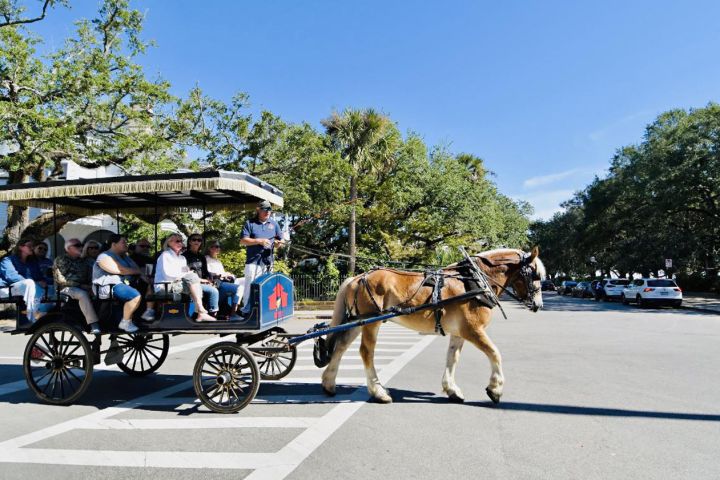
[0,170,297,413]
[0,170,547,412]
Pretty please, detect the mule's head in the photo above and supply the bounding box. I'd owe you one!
[509,246,545,312]
[479,246,545,312]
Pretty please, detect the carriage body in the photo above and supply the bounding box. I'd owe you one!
[0,170,297,412]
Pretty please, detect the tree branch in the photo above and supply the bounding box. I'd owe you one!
[0,0,52,28]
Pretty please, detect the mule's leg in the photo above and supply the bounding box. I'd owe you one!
[464,327,504,404]
[441,335,465,402]
[321,327,362,396]
[360,322,392,403]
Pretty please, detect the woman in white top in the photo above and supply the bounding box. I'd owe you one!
[153,234,215,322]
[205,240,245,314]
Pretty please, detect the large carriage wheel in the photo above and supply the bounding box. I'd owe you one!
[23,322,93,405]
[193,342,259,413]
[116,334,170,376]
[253,331,296,381]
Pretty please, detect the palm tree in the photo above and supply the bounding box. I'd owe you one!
[322,108,398,275]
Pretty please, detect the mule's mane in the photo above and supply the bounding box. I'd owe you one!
[478,248,546,280]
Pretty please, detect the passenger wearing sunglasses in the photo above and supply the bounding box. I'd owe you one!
[205,240,244,317]
[0,238,44,322]
[54,239,101,334]
[33,243,54,289]
[153,234,216,322]
[181,234,221,318]
[92,234,147,333]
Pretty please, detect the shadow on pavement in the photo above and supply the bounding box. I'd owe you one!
[472,401,720,422]
[541,295,713,316]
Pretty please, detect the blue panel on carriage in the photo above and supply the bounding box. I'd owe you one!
[245,272,294,329]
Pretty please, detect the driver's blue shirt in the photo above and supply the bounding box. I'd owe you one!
[241,217,282,265]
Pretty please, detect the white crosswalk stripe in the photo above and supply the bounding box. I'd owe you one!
[0,321,436,479]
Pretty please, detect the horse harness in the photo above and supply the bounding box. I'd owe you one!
[349,264,499,336]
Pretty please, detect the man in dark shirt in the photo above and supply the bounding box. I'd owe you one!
[239,200,284,314]
[129,238,153,270]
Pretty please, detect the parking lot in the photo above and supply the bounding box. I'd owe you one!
[0,295,719,480]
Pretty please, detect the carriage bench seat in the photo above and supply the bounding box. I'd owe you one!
[0,286,23,304]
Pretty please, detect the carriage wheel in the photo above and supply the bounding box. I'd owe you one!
[23,322,93,405]
[193,342,259,413]
[116,334,169,376]
[254,334,296,381]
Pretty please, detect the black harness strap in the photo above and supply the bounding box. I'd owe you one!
[429,269,446,336]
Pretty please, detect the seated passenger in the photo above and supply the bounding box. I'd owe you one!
[91,234,145,333]
[81,240,102,269]
[33,242,55,298]
[0,238,42,322]
[54,239,101,334]
[153,234,216,322]
[130,238,153,270]
[205,240,244,316]
[183,234,220,317]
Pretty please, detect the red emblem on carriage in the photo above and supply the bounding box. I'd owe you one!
[268,283,289,319]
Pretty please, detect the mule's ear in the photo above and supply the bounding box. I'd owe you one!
[528,246,539,262]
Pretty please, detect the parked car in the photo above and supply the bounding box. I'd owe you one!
[621,278,683,308]
[558,281,578,295]
[572,281,594,298]
[600,278,632,301]
[541,280,556,292]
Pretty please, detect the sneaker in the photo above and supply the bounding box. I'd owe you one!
[118,319,139,333]
[89,323,101,335]
[140,309,155,321]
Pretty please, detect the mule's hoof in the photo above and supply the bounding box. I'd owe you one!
[322,385,336,397]
[485,387,501,404]
[448,393,465,403]
[370,393,393,404]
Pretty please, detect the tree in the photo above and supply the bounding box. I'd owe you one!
[322,108,400,275]
[0,0,195,246]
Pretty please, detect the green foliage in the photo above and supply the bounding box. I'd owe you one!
[0,1,532,273]
[217,249,246,275]
[530,103,720,287]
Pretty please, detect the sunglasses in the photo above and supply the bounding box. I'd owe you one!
[69,244,82,249]
[137,244,151,248]
[87,246,99,250]
[210,245,221,249]
[189,238,203,243]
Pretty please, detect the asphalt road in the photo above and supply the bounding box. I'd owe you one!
[0,294,718,480]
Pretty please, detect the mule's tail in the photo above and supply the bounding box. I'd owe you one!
[330,276,356,326]
[313,276,356,368]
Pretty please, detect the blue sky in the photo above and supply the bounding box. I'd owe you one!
[28,0,720,219]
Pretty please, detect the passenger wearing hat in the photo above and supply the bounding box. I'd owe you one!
[239,200,284,315]
[54,238,101,334]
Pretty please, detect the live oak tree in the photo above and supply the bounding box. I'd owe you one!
[0,0,194,247]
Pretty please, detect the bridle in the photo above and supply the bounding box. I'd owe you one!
[480,253,541,310]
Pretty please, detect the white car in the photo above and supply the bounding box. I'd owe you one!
[621,279,683,308]
[601,278,631,300]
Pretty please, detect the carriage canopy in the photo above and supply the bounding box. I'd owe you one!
[0,170,283,215]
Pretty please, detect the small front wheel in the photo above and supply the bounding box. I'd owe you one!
[254,335,297,381]
[193,342,259,413]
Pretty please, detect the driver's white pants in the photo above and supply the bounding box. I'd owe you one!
[241,263,268,313]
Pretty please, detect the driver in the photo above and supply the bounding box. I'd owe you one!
[239,200,284,316]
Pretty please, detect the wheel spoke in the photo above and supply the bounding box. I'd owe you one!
[65,367,84,385]
[40,334,56,356]
[32,368,53,385]
[140,349,154,369]
[143,347,160,361]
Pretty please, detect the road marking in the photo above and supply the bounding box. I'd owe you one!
[0,336,221,397]
[86,417,318,430]
[246,335,436,479]
[0,330,436,476]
